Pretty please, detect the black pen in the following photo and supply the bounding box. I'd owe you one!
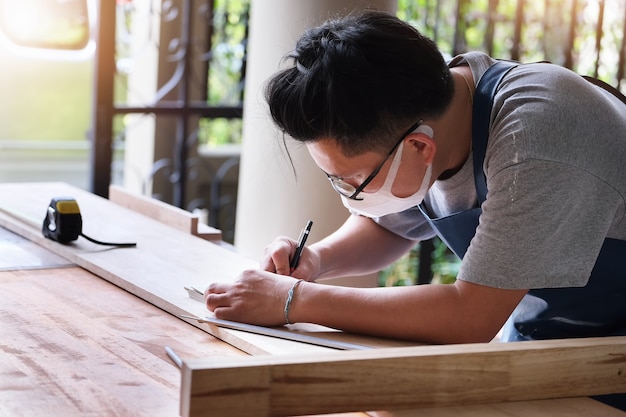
[290,220,313,270]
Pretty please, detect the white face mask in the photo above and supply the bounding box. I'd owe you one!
[341,125,434,218]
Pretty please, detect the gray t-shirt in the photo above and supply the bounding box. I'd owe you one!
[376,51,626,290]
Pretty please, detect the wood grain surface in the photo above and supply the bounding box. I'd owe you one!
[0,228,366,417]
[0,267,245,416]
[181,336,626,416]
[369,397,626,417]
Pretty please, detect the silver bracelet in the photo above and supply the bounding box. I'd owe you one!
[284,279,303,325]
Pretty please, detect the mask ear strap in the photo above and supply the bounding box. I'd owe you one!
[382,124,434,190]
[379,140,405,189]
[414,124,434,138]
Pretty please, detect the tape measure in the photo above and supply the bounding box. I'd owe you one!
[42,197,136,247]
[42,197,82,243]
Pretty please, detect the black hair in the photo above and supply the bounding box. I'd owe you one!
[265,10,454,156]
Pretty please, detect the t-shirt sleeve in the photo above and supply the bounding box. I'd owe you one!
[458,159,621,289]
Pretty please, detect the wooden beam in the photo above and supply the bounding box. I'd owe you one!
[109,185,222,241]
[181,336,626,417]
[369,397,626,417]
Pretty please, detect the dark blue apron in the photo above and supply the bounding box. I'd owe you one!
[418,61,626,342]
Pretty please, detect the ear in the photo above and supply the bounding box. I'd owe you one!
[405,132,437,165]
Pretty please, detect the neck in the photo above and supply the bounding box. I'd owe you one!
[430,66,475,181]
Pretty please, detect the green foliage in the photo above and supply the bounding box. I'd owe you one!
[199,0,249,147]
[379,238,460,287]
[431,238,462,284]
[206,0,248,107]
[379,244,420,287]
[199,118,243,148]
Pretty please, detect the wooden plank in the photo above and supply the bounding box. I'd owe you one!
[181,336,626,416]
[108,184,222,241]
[0,182,418,356]
[369,397,626,417]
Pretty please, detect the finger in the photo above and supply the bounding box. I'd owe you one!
[275,262,292,276]
[205,282,229,295]
[261,254,291,276]
[261,238,294,275]
[205,292,231,311]
[259,257,277,273]
[213,306,240,322]
[275,241,298,276]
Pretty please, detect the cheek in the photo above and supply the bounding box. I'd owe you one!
[393,162,426,197]
[391,159,425,198]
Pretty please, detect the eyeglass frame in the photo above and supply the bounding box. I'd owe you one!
[325,120,423,201]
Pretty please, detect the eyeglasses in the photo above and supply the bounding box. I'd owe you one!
[325,120,422,201]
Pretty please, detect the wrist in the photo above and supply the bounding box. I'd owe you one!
[309,243,334,280]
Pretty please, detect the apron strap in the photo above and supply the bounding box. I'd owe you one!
[472,61,518,204]
[582,75,626,105]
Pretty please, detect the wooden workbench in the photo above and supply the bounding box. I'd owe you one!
[0,267,237,415]
[2,227,624,417]
[0,226,369,416]
[0,183,624,416]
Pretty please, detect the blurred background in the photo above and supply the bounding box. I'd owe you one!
[0,0,624,286]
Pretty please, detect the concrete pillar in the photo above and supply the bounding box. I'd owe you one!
[235,0,397,286]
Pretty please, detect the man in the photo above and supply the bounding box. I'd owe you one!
[205,11,626,346]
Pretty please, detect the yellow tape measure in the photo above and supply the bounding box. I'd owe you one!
[42,197,83,243]
[42,197,136,247]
